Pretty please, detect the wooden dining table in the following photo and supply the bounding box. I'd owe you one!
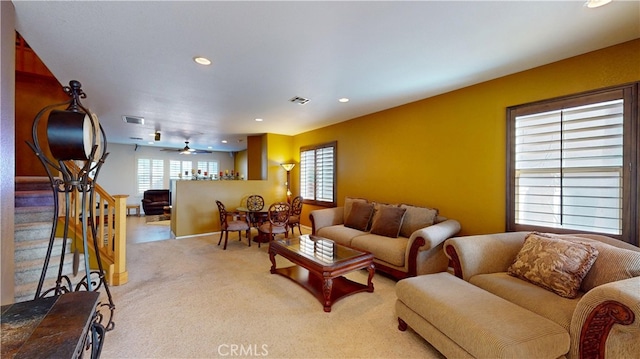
[235,206,270,243]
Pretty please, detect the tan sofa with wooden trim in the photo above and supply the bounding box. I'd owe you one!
[396,231,640,358]
[309,197,461,280]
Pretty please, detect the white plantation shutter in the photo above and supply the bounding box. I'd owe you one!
[197,161,218,176]
[137,158,164,194]
[300,150,316,200]
[315,146,335,202]
[300,142,336,206]
[169,160,180,179]
[514,100,623,234]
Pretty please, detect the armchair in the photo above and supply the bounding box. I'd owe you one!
[141,189,170,215]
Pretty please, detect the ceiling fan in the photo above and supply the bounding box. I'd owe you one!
[161,141,212,155]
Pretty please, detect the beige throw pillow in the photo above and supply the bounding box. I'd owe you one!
[344,201,374,231]
[507,233,599,298]
[399,204,438,238]
[370,205,407,238]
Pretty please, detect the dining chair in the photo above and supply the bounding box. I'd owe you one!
[246,194,266,229]
[257,202,290,248]
[288,195,303,236]
[216,200,251,250]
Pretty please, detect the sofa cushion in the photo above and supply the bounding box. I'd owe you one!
[344,197,368,222]
[470,272,581,331]
[399,204,438,238]
[552,234,640,291]
[350,233,407,267]
[507,233,599,298]
[316,225,364,247]
[370,205,406,238]
[344,201,374,231]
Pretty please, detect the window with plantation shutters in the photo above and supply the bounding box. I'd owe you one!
[300,141,337,207]
[169,160,192,179]
[507,84,638,245]
[137,158,164,194]
[197,161,218,177]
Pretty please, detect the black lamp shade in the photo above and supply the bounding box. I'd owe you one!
[47,110,95,160]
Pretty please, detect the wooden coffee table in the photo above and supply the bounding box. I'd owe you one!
[268,235,375,312]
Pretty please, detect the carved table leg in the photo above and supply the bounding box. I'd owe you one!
[367,263,375,292]
[323,277,333,312]
[269,249,277,274]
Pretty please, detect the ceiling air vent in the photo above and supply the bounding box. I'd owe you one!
[129,137,144,141]
[289,96,310,105]
[122,115,144,125]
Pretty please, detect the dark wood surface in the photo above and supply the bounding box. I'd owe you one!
[269,236,375,312]
[1,291,99,359]
[236,207,270,242]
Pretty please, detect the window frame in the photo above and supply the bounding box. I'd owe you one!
[169,160,193,179]
[197,160,219,178]
[506,83,638,246]
[136,158,165,195]
[299,141,337,208]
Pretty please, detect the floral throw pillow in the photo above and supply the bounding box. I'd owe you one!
[507,233,599,298]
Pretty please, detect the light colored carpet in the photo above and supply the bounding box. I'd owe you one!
[100,233,444,358]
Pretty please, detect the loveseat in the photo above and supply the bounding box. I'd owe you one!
[396,231,640,358]
[309,197,461,280]
[141,189,170,215]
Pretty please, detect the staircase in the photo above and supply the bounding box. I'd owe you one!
[14,177,84,302]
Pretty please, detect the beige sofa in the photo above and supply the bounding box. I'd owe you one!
[396,231,640,358]
[309,197,461,280]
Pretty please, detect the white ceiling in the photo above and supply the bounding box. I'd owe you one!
[12,0,640,153]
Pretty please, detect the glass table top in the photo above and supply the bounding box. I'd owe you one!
[274,235,366,264]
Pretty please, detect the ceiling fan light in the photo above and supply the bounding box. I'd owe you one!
[585,0,612,8]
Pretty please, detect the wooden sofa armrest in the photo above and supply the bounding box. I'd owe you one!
[309,207,344,235]
[403,219,461,277]
[572,276,639,359]
[443,232,528,280]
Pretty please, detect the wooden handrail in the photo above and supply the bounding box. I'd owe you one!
[62,161,128,285]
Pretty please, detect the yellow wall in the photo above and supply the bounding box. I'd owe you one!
[293,39,640,236]
[172,179,287,237]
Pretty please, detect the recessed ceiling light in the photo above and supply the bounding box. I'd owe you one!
[255,118,264,122]
[221,140,228,144]
[193,56,211,65]
[148,141,154,145]
[585,0,612,8]
[338,98,350,103]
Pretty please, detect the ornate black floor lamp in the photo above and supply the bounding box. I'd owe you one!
[26,80,115,358]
